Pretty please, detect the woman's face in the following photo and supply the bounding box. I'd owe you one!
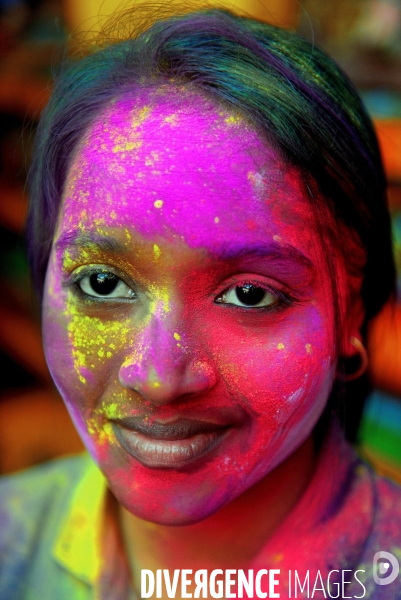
[43,89,345,525]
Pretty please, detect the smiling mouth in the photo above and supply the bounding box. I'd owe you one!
[111,417,229,469]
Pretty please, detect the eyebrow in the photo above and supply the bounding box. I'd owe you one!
[55,231,128,254]
[55,231,314,273]
[213,242,314,270]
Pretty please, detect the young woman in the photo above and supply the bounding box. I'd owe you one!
[1,8,400,599]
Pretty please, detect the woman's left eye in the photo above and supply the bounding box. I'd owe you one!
[77,271,136,299]
[216,283,280,308]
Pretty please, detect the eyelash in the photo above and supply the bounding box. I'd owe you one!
[69,267,137,302]
[68,268,294,312]
[215,279,293,312]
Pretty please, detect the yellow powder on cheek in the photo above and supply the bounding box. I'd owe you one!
[88,393,142,446]
[87,417,115,445]
[65,299,131,385]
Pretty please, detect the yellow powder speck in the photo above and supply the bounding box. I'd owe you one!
[305,343,312,354]
[214,217,219,224]
[63,249,74,270]
[98,348,104,358]
[106,352,112,358]
[277,343,285,350]
[103,422,114,442]
[174,332,181,341]
[131,105,151,128]
[153,244,161,259]
[112,140,142,154]
[164,114,177,125]
[154,200,163,209]
[152,382,161,389]
[225,114,241,125]
[79,375,86,384]
[105,403,120,419]
[149,286,170,314]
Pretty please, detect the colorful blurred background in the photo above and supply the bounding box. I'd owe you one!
[0,0,400,478]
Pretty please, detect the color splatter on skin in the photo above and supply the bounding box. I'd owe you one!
[42,87,361,526]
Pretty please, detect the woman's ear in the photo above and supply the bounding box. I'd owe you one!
[339,275,366,360]
[339,291,368,381]
[342,297,366,358]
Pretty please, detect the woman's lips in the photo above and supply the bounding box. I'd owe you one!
[111,417,229,469]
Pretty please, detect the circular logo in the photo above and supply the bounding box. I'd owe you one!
[373,551,400,586]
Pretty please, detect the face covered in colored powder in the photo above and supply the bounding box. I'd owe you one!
[43,87,351,525]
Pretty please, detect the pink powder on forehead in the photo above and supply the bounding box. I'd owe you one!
[64,86,312,251]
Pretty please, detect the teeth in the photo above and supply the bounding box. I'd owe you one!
[136,435,210,459]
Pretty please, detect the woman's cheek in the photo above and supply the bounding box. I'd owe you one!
[210,307,335,434]
[43,290,132,450]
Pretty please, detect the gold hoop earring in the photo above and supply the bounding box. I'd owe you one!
[346,336,369,381]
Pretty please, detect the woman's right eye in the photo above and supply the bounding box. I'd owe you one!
[77,271,136,299]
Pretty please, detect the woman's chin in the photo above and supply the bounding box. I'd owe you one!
[119,495,220,526]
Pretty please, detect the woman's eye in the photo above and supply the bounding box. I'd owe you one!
[77,272,136,299]
[217,283,279,308]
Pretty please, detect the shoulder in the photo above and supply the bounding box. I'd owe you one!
[0,454,92,597]
[0,452,91,488]
[0,453,91,523]
[349,456,401,534]
[352,465,401,598]
[368,468,401,542]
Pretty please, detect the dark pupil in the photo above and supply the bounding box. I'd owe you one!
[235,284,265,306]
[90,272,119,295]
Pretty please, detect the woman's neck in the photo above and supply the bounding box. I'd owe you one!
[118,435,316,595]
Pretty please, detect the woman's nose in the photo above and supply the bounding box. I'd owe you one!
[118,318,216,405]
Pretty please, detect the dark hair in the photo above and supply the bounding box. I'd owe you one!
[27,8,396,438]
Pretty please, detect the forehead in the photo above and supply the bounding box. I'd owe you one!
[59,87,318,254]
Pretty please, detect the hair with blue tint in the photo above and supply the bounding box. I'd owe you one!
[27,7,395,439]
